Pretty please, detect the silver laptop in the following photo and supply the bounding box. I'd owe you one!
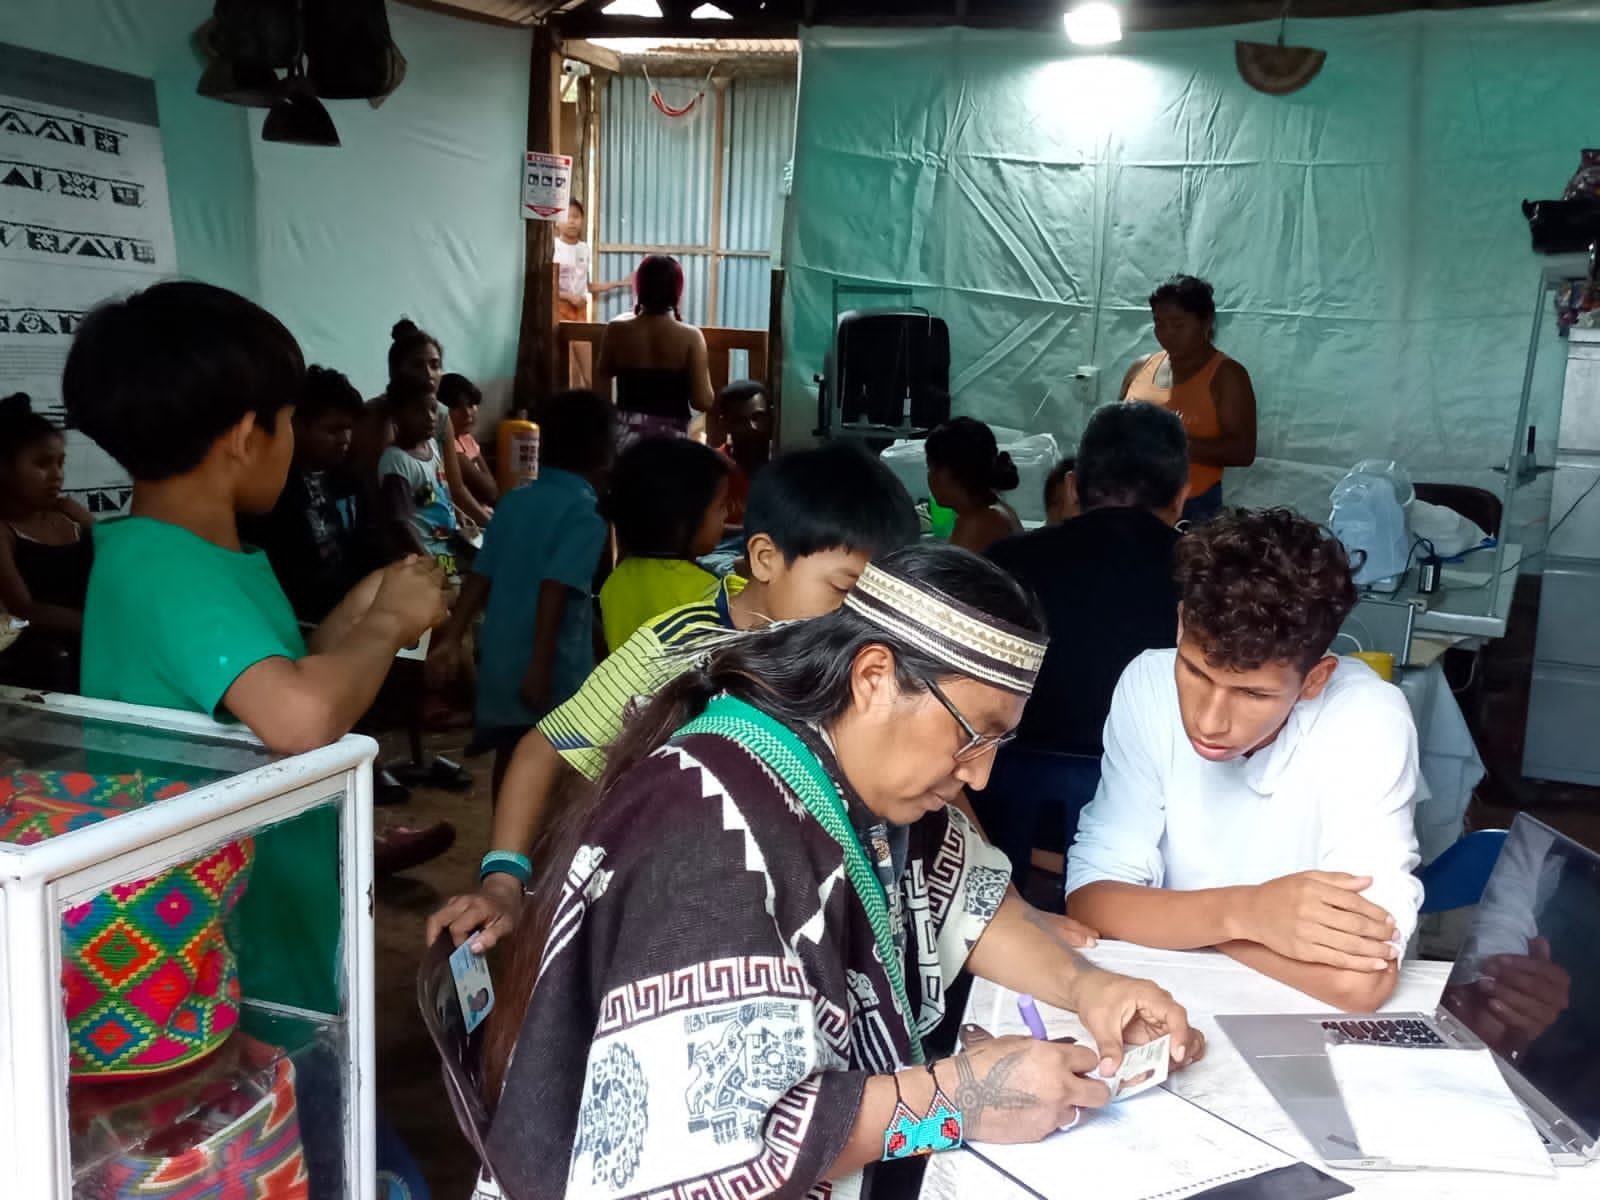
[1334,595,1416,665]
[1218,814,1600,1170]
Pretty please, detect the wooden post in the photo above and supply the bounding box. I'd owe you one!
[513,23,563,414]
[767,267,785,448]
[706,76,729,328]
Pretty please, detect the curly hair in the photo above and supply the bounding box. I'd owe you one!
[1175,507,1356,673]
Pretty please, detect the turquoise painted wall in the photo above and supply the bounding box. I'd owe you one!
[786,2,1600,551]
[0,0,530,399]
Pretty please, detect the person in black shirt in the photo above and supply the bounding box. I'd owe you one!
[242,366,376,622]
[978,401,1191,899]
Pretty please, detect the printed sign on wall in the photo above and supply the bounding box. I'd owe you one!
[0,43,179,515]
[522,150,572,221]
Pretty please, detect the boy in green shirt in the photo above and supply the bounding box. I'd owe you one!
[427,441,923,951]
[66,280,447,1014]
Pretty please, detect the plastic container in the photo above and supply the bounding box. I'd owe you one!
[495,415,540,493]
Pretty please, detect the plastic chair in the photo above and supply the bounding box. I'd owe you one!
[1417,829,1508,914]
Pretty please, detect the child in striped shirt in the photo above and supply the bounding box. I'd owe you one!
[426,441,919,951]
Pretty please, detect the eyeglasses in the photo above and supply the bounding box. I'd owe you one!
[924,678,1016,764]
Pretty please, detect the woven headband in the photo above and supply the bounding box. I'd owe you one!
[843,562,1047,696]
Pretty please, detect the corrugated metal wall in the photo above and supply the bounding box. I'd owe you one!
[597,72,795,331]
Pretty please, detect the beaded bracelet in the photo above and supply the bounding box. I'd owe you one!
[479,850,532,886]
[882,1062,963,1160]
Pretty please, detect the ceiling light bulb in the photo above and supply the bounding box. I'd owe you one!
[1063,2,1122,46]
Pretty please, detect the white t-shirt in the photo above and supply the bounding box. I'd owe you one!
[1065,648,1425,945]
[555,237,590,296]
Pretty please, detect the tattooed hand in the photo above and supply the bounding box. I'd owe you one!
[940,1027,1110,1144]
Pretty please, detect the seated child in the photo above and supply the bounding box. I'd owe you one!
[428,390,614,794]
[597,435,730,651]
[426,441,921,951]
[0,392,94,690]
[378,376,461,576]
[439,372,496,527]
[926,416,1023,553]
[706,380,773,529]
[1066,508,1424,1012]
[240,366,377,623]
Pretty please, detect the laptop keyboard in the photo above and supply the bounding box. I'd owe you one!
[1320,1018,1447,1047]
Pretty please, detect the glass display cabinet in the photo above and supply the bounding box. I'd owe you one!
[0,686,377,1199]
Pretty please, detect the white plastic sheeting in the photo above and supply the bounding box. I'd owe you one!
[784,3,1600,543]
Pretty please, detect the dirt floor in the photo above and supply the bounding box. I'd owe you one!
[371,725,486,1199]
[373,575,1600,1197]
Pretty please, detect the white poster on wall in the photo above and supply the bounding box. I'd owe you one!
[0,44,178,515]
[522,150,572,220]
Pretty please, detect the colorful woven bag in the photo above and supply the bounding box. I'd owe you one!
[0,770,188,845]
[75,1036,309,1200]
[0,770,254,1078]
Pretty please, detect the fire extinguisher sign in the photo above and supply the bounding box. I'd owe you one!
[523,151,572,220]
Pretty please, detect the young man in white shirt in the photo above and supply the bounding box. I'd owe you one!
[1066,508,1423,1011]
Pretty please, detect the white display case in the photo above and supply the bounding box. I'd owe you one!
[0,686,377,1198]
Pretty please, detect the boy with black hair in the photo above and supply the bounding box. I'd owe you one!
[428,390,616,793]
[241,364,376,623]
[1067,507,1423,1011]
[427,440,922,950]
[67,280,447,1013]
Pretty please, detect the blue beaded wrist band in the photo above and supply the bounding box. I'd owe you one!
[480,850,532,886]
[882,1063,963,1160]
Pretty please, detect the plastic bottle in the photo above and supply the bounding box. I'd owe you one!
[496,412,540,493]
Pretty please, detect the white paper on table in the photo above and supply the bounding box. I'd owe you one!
[1326,1043,1553,1178]
[966,1087,1295,1200]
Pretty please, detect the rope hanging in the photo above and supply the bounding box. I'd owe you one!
[642,64,716,119]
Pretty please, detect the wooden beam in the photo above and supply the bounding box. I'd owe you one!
[598,243,768,258]
[766,267,785,447]
[706,77,729,328]
[563,37,620,74]
[393,0,533,30]
[513,22,563,414]
[554,13,797,38]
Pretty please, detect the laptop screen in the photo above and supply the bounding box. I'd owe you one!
[1441,815,1600,1140]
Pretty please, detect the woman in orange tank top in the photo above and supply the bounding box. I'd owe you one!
[1120,275,1257,522]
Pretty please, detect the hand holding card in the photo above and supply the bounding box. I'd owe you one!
[1090,1033,1171,1102]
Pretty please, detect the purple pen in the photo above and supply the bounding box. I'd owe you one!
[1017,993,1049,1040]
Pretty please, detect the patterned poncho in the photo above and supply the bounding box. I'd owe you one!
[485,695,1012,1199]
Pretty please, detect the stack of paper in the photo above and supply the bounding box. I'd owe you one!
[966,1086,1297,1200]
[1326,1043,1554,1178]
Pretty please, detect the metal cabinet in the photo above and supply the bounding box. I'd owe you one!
[1524,328,1600,786]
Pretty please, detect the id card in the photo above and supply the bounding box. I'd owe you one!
[1091,1034,1170,1102]
[449,941,495,1034]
